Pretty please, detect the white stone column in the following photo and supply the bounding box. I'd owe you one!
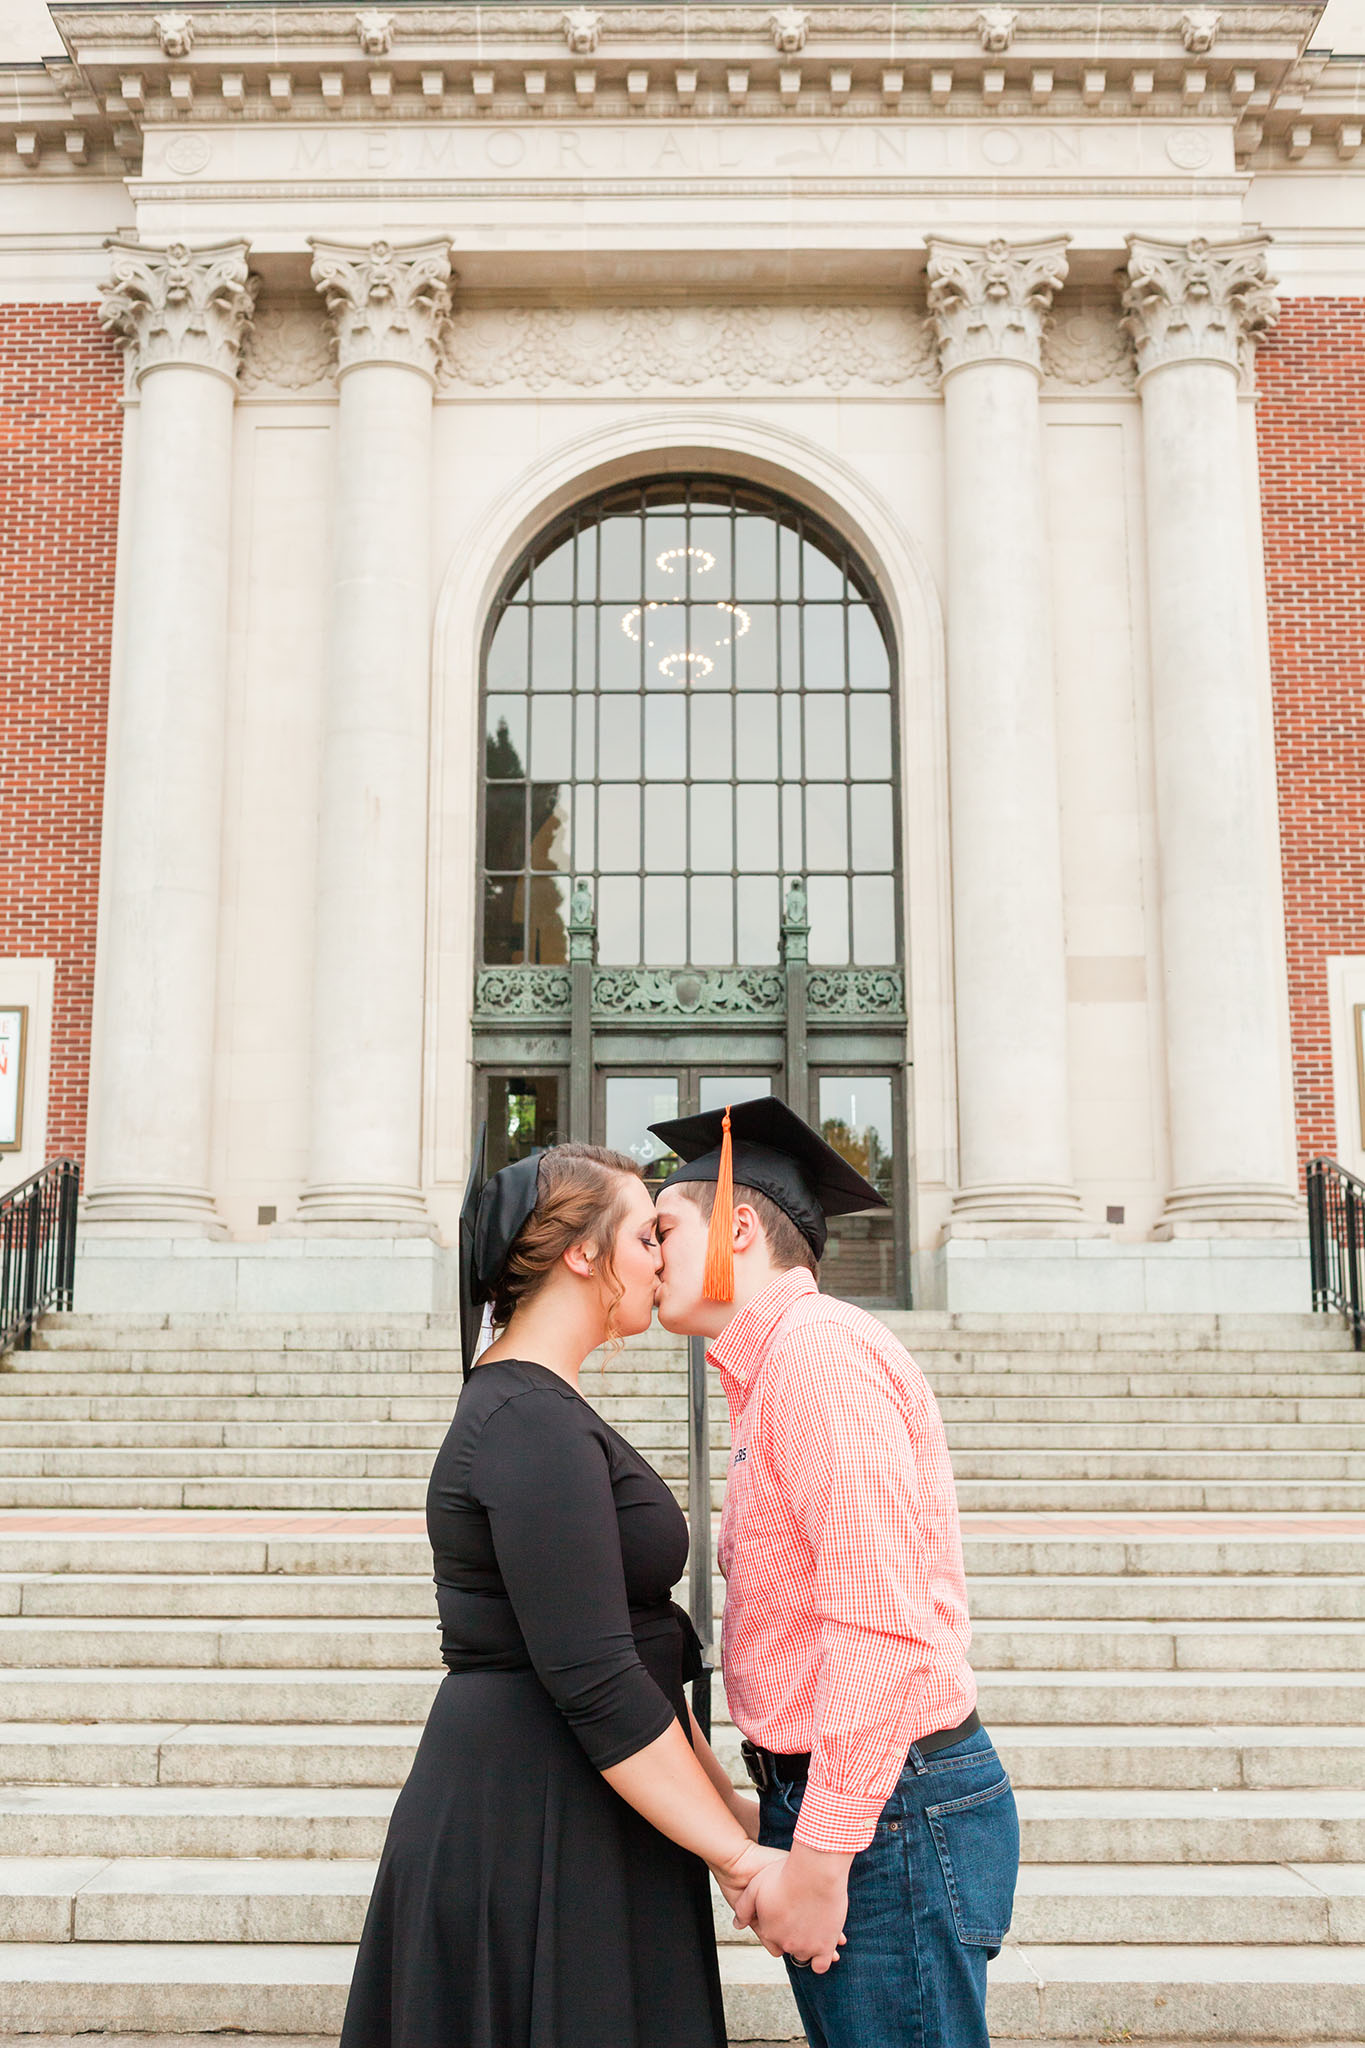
[85,239,256,1229]
[297,238,452,1226]
[1123,234,1299,1227]
[927,236,1088,1225]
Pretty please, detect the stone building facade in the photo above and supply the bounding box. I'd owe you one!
[1,0,1363,1314]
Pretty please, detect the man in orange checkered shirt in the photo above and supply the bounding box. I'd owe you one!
[652,1097,1019,2048]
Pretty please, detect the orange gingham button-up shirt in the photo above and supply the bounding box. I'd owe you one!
[710,1267,976,1854]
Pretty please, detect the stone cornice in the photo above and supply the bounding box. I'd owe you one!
[1121,230,1278,378]
[3,0,1361,175]
[926,233,1068,377]
[310,234,454,378]
[99,234,257,382]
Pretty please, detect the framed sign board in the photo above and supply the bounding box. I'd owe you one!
[0,1006,27,1152]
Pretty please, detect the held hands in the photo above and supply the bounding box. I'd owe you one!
[732,1843,850,1975]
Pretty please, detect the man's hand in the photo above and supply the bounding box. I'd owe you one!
[733,1841,851,1974]
[710,1838,786,1926]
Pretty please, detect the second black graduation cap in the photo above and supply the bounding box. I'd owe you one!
[458,1125,545,1377]
[649,1094,887,1300]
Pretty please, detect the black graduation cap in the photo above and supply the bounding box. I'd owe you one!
[458,1124,545,1376]
[649,1094,887,1301]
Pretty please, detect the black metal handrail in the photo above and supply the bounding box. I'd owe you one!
[1,1159,79,1356]
[1307,1155,1365,1350]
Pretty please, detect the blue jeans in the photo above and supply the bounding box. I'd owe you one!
[757,1726,1019,2048]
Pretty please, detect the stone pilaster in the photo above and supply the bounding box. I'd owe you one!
[84,239,255,1230]
[1122,234,1299,1228]
[297,238,453,1227]
[927,235,1089,1227]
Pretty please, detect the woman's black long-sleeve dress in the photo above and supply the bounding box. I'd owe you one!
[339,1358,728,2048]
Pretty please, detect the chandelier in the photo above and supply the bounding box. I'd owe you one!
[620,545,750,680]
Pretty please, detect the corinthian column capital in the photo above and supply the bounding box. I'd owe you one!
[1122,233,1278,381]
[926,235,1069,379]
[309,236,454,381]
[99,237,256,385]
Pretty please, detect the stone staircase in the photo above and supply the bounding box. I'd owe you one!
[0,1310,1362,2043]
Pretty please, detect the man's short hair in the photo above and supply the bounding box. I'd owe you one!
[674,1178,819,1279]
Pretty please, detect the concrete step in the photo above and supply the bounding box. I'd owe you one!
[5,1569,1360,1623]
[1,1611,1357,1672]
[7,1389,1365,1424]
[1,1784,1359,1864]
[2,1938,1364,2041]
[5,1474,1365,1512]
[3,1661,1362,1727]
[2,1720,1360,1792]
[6,1526,1363,1580]
[3,1857,1361,1948]
[12,1417,1365,1454]
[28,1308,1355,1349]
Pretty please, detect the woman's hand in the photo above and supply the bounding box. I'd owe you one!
[710,1838,788,1951]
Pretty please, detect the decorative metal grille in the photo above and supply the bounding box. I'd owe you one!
[480,477,900,972]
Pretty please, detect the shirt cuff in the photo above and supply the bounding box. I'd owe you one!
[791,1780,884,1855]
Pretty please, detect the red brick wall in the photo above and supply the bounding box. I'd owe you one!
[0,303,123,1170]
[1257,298,1365,1180]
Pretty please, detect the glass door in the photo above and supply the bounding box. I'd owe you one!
[598,1067,775,1193]
[481,1071,564,1175]
[811,1070,903,1304]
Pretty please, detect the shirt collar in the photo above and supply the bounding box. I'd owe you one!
[707,1266,819,1390]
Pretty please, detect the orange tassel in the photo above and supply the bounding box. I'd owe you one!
[702,1106,735,1303]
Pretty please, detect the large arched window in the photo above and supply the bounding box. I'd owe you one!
[480,478,899,972]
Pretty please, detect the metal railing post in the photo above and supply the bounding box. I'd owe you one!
[0,1158,80,1357]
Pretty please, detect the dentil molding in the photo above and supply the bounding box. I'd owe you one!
[309,235,454,379]
[1121,232,1278,378]
[440,300,936,393]
[926,234,1070,377]
[99,236,256,383]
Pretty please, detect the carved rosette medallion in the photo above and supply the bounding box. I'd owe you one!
[99,237,257,385]
[926,235,1070,379]
[1121,233,1278,382]
[309,237,454,382]
[240,298,334,393]
[1041,288,1134,390]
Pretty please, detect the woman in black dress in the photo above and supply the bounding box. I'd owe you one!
[340,1143,782,2048]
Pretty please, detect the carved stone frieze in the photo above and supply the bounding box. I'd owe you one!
[239,298,334,392]
[1041,286,1135,389]
[475,967,573,1017]
[310,236,454,380]
[55,7,1319,48]
[99,237,257,384]
[1121,232,1278,379]
[592,968,785,1016]
[926,235,1069,378]
[806,968,905,1017]
[441,301,935,394]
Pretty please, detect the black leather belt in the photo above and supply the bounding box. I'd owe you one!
[740,1708,982,1794]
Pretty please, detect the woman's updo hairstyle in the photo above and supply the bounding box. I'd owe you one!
[489,1143,644,1346]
